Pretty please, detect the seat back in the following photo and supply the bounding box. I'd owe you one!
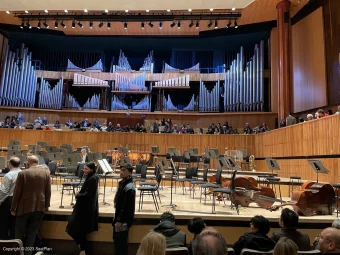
[9,140,21,146]
[48,162,57,175]
[36,151,47,157]
[228,248,236,255]
[202,167,209,182]
[37,141,48,148]
[298,251,321,254]
[215,169,222,185]
[135,164,142,175]
[141,165,147,179]
[0,156,6,169]
[166,247,188,255]
[0,239,24,255]
[185,167,192,179]
[62,155,70,165]
[55,152,63,160]
[47,153,55,161]
[240,249,273,255]
[88,153,96,162]
[69,154,78,166]
[7,150,20,156]
[45,146,57,153]
[190,167,198,178]
[74,153,82,163]
[95,152,102,160]
[77,162,86,178]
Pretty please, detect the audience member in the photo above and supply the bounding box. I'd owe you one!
[327,109,333,115]
[66,162,99,255]
[66,119,73,127]
[93,119,100,129]
[232,215,275,255]
[313,218,340,249]
[54,120,61,129]
[317,227,340,254]
[151,212,186,248]
[306,114,313,121]
[188,217,206,255]
[298,117,304,123]
[11,155,51,255]
[279,119,286,127]
[136,232,166,255]
[271,208,310,250]
[42,116,48,125]
[34,117,42,125]
[17,112,24,125]
[107,122,114,132]
[192,229,228,255]
[316,109,325,118]
[260,123,270,132]
[335,106,340,115]
[81,118,91,128]
[273,237,298,255]
[81,148,89,163]
[286,113,297,126]
[243,123,252,134]
[100,122,107,132]
[115,123,122,132]
[113,163,136,255]
[0,157,21,239]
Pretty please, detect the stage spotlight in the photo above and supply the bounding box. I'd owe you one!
[61,22,66,28]
[226,20,231,28]
[125,10,129,13]
[214,20,218,29]
[207,21,212,28]
[20,22,24,29]
[43,22,49,28]
[105,9,108,13]
[72,21,75,28]
[64,10,68,13]
[178,21,181,29]
[99,22,104,28]
[26,22,32,29]
[146,10,149,12]
[170,21,175,28]
[188,9,192,12]
[78,22,83,28]
[37,21,41,29]
[232,7,236,11]
[234,20,238,28]
[209,8,213,11]
[44,10,48,13]
[107,22,111,29]
[196,21,199,29]
[124,22,128,29]
[141,22,145,29]
[84,9,88,13]
[189,21,194,28]
[148,22,154,28]
[167,10,171,12]
[159,22,163,29]
[89,21,93,29]
[54,21,58,28]
[25,10,29,13]
[6,11,10,14]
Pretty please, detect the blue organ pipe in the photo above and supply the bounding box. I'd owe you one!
[0,46,9,105]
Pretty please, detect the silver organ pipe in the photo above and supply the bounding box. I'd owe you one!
[132,96,150,111]
[199,80,220,112]
[84,94,100,110]
[260,40,264,111]
[0,46,9,105]
[114,72,147,91]
[256,44,260,111]
[38,76,63,109]
[111,95,128,110]
[64,94,80,108]
[183,94,195,111]
[240,47,244,111]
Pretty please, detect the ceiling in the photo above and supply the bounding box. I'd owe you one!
[0,0,309,36]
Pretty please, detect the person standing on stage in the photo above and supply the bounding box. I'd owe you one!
[113,163,136,255]
[11,155,51,255]
[66,162,99,255]
[0,157,21,239]
[81,148,89,163]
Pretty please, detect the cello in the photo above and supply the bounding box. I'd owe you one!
[268,181,336,216]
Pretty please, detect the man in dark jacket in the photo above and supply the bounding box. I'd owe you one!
[151,212,186,248]
[232,215,276,255]
[271,208,310,250]
[113,163,136,255]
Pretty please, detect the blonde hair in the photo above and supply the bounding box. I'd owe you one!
[136,232,166,255]
[273,237,298,255]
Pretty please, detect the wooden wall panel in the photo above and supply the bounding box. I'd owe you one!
[270,28,279,114]
[292,7,327,112]
[0,107,278,130]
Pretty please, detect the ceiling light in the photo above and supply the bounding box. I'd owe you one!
[54,21,58,28]
[141,22,145,29]
[232,7,236,11]
[234,20,238,28]
[99,22,103,28]
[84,9,88,13]
[208,21,212,28]
[105,9,108,13]
[64,10,68,13]
[78,22,83,28]
[6,11,10,14]
[89,21,93,29]
[61,22,66,28]
[189,21,194,28]
[214,20,218,29]
[124,22,128,29]
[170,21,175,28]
[44,10,48,13]
[125,10,129,12]
[188,9,192,12]
[148,22,154,28]
[72,21,75,28]
[226,20,231,28]
[20,22,24,29]
[196,21,199,29]
[209,8,213,11]
[37,21,41,29]
[26,22,32,29]
[107,22,111,29]
[43,22,49,28]
[25,10,29,13]
[146,10,149,12]
[178,22,181,29]
[159,22,162,29]
[167,10,171,12]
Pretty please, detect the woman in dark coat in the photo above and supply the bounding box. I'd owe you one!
[66,161,99,255]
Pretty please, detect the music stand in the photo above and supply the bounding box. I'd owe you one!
[168,148,176,153]
[265,158,280,175]
[120,156,131,166]
[225,156,242,171]
[162,157,178,210]
[207,149,218,159]
[151,146,160,154]
[308,160,329,183]
[98,159,113,205]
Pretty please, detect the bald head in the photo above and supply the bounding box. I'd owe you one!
[9,156,20,168]
[318,227,340,253]
[27,155,39,166]
[192,230,228,255]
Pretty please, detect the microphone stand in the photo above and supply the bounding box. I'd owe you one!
[162,158,177,210]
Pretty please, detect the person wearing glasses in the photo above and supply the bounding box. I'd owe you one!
[66,162,99,255]
[317,227,340,254]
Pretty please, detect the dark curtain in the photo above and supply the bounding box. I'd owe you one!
[173,51,193,69]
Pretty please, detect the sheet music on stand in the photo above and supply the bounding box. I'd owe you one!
[307,160,329,183]
[98,159,113,205]
[219,156,241,171]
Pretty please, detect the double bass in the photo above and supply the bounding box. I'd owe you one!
[268,181,336,216]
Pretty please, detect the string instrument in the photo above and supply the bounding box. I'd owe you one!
[268,181,335,216]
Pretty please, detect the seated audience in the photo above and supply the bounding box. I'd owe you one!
[35,117,42,125]
[260,123,270,132]
[81,118,91,128]
[115,123,122,132]
[273,237,298,255]
[93,119,100,129]
[271,208,310,251]
[192,228,228,255]
[100,122,107,132]
[279,119,286,127]
[188,217,206,255]
[151,212,186,248]
[54,120,61,129]
[306,114,313,121]
[106,122,114,132]
[327,109,333,115]
[286,113,297,126]
[243,123,252,134]
[66,119,73,127]
[298,117,304,123]
[232,215,275,255]
[42,116,48,125]
[316,109,325,118]
[81,149,88,163]
[197,128,203,134]
[335,106,340,115]
[136,232,166,255]
[317,227,340,254]
[313,218,340,249]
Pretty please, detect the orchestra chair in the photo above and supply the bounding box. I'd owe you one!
[48,161,58,186]
[333,183,340,217]
[166,247,188,255]
[228,248,235,255]
[175,167,198,195]
[139,167,162,204]
[190,167,209,199]
[146,166,159,181]
[37,141,48,148]
[138,173,162,212]
[64,163,86,182]
[133,165,147,185]
[257,174,272,186]
[297,251,321,254]
[199,169,223,204]
[111,172,121,191]
[289,176,302,196]
[0,239,24,255]
[133,164,142,178]
[240,249,273,255]
[266,177,282,202]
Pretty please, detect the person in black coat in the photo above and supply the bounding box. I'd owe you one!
[66,162,99,255]
[113,163,136,255]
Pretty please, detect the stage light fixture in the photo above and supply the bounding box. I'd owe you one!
[64,10,68,13]
[159,22,163,29]
[25,10,29,13]
[207,21,212,28]
[214,20,218,29]
[189,21,194,28]
[125,10,129,12]
[6,11,10,14]
[37,21,41,29]
[167,10,171,12]
[141,22,145,29]
[177,21,181,29]
[89,21,93,29]
[105,9,108,13]
[146,10,149,12]
[148,22,154,28]
[44,10,48,13]
[234,20,238,28]
[226,20,231,28]
[188,9,192,12]
[72,21,75,28]
[232,7,236,11]
[61,22,66,28]
[124,22,128,29]
[78,22,84,28]
[107,22,111,29]
[43,22,49,28]
[26,22,32,29]
[54,21,58,28]
[196,21,199,29]
[98,22,104,28]
[20,22,24,29]
[210,8,213,11]
[170,21,175,28]
[84,9,88,13]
